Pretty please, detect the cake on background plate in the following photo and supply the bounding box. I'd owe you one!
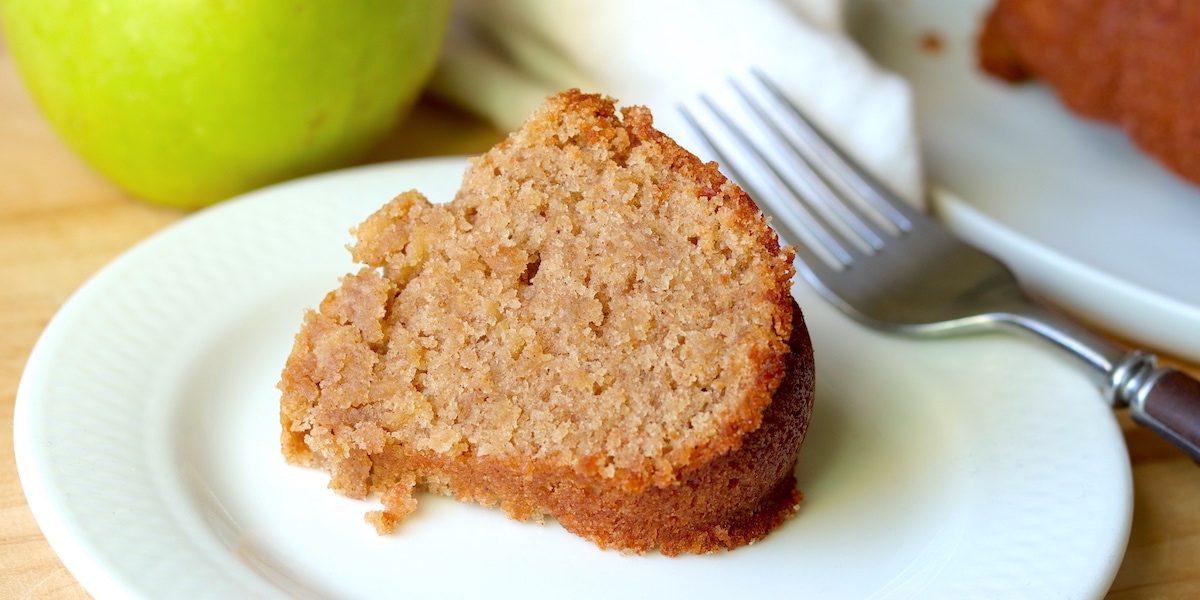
[278,89,815,555]
[977,0,1200,186]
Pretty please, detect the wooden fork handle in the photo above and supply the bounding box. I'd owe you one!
[1130,368,1200,464]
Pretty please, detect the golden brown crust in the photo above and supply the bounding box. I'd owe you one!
[358,304,813,555]
[978,0,1200,185]
[279,90,813,554]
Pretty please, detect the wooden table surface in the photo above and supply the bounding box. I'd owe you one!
[3,33,1200,600]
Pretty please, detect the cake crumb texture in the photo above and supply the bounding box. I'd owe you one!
[279,89,815,555]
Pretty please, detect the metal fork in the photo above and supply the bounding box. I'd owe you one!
[681,69,1200,463]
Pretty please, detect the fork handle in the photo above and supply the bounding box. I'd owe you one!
[1005,307,1200,463]
[1128,366,1200,464]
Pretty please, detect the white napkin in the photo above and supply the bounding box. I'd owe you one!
[429,0,923,206]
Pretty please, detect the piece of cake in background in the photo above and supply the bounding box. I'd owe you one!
[278,90,816,556]
[977,0,1200,186]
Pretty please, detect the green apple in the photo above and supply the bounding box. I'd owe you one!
[0,0,453,209]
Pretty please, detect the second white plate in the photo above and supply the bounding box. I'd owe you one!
[850,0,1200,363]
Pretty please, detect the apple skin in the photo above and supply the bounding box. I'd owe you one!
[0,0,453,209]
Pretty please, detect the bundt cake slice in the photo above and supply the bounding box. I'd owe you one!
[978,0,1200,185]
[278,89,815,555]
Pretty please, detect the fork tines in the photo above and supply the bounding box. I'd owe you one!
[679,69,921,272]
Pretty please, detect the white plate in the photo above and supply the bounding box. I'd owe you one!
[848,0,1200,363]
[15,157,1131,599]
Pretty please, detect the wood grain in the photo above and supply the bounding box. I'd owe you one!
[2,29,1198,600]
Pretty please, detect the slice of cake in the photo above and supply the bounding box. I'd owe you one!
[977,0,1200,186]
[278,89,815,555]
